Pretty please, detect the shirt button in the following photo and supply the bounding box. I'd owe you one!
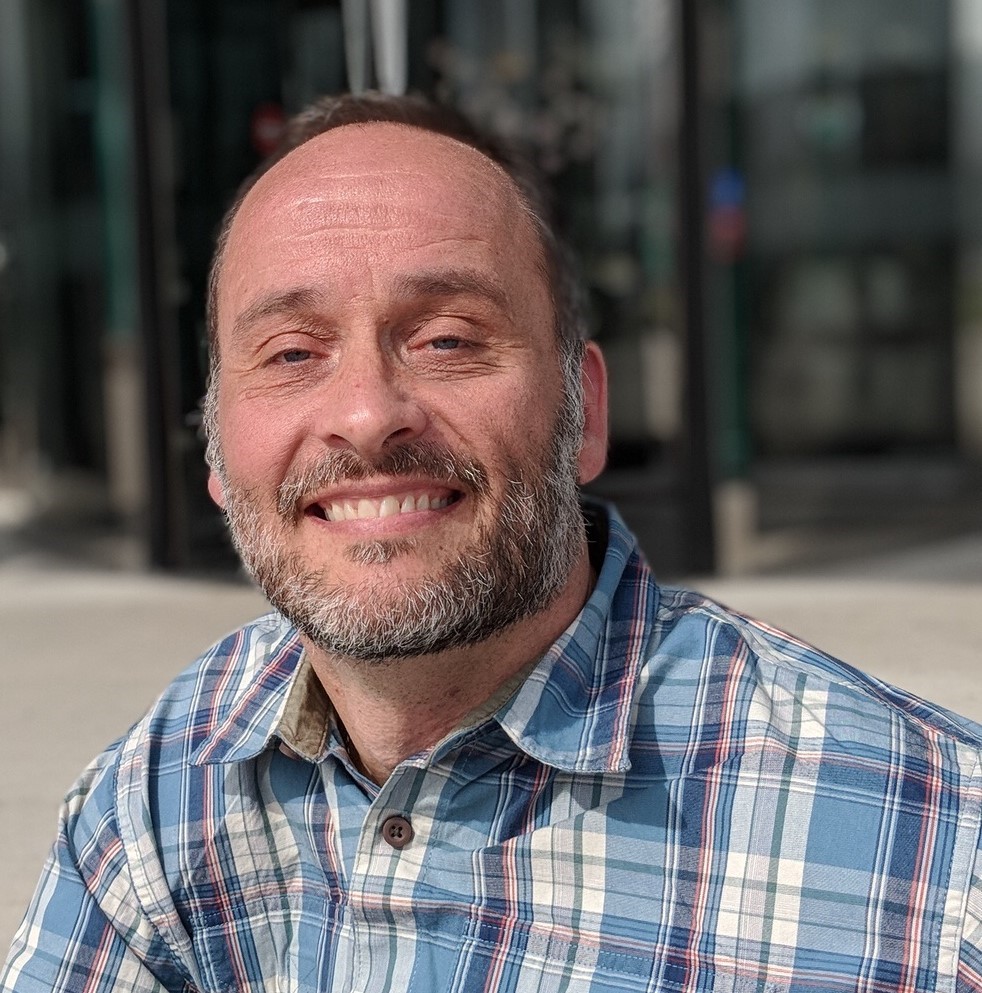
[381,814,414,849]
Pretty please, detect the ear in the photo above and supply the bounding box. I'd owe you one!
[207,470,227,510]
[577,341,608,484]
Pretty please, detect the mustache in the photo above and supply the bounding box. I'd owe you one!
[276,441,491,518]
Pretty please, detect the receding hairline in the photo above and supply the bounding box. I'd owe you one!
[211,119,553,347]
[201,95,588,473]
[206,94,588,377]
[254,118,526,195]
[225,119,541,256]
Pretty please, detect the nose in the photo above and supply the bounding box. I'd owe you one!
[314,344,428,457]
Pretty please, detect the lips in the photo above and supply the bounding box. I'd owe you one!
[305,489,460,522]
[282,441,488,524]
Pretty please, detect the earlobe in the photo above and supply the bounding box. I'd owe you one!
[207,470,227,510]
[577,342,609,484]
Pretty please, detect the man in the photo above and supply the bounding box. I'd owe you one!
[3,92,982,993]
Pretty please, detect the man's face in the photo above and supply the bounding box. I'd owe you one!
[208,123,606,661]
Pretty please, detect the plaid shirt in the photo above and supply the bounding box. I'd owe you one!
[4,506,982,993]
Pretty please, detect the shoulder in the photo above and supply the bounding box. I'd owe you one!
[635,582,982,779]
[44,613,304,936]
[103,610,307,802]
[631,585,982,908]
[60,610,302,854]
[649,584,982,743]
[67,612,301,808]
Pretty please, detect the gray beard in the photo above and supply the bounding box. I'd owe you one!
[219,426,585,664]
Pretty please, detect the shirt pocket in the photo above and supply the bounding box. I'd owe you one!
[441,913,815,993]
[442,916,666,993]
[190,896,345,993]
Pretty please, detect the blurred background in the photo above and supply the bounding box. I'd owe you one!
[1,0,982,579]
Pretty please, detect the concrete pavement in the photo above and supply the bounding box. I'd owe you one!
[2,534,981,951]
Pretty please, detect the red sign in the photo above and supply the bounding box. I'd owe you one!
[250,102,286,157]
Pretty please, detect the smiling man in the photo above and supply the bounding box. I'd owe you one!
[204,108,607,785]
[4,93,982,993]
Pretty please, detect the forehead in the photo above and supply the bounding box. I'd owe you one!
[217,123,547,331]
[249,121,525,210]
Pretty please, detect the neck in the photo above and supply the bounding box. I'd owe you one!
[305,547,596,784]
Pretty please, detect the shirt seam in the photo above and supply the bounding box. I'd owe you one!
[955,751,982,988]
[685,600,982,748]
[110,726,199,992]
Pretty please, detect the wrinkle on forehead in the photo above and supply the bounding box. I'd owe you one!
[217,122,550,336]
[235,124,526,242]
[255,121,519,197]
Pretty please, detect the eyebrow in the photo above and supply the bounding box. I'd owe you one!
[392,269,511,313]
[229,268,511,343]
[231,287,323,342]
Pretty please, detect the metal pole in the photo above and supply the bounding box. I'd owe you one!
[678,0,716,573]
[371,0,408,95]
[124,0,185,568]
[342,0,372,93]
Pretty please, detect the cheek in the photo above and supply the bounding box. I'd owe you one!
[508,372,565,441]
[444,380,560,469]
[217,398,301,490]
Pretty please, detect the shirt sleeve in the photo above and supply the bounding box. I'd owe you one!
[960,813,982,991]
[1,750,196,993]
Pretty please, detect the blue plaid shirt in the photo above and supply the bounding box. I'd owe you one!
[4,506,982,992]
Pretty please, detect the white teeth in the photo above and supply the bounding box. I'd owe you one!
[379,496,400,517]
[321,492,453,521]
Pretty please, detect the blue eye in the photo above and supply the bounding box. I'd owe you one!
[281,349,311,363]
[431,338,461,350]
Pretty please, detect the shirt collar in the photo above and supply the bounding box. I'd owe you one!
[491,502,657,774]
[190,616,318,766]
[192,502,656,774]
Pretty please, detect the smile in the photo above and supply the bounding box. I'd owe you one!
[307,490,461,522]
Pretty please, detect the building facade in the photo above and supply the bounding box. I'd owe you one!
[1,0,979,575]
